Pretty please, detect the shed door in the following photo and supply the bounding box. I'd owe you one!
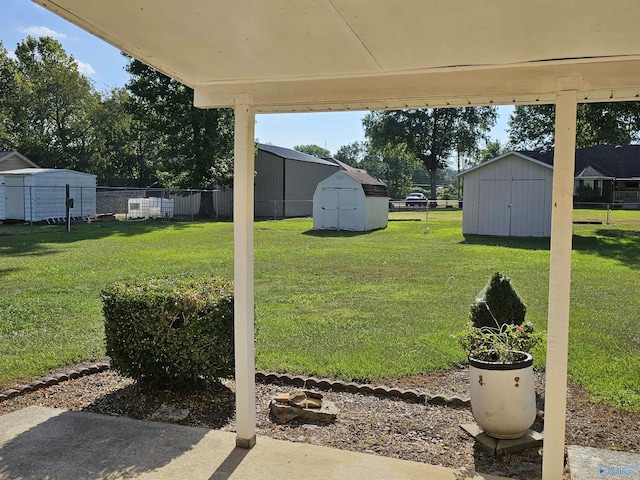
[478,179,547,236]
[4,176,25,220]
[320,187,358,230]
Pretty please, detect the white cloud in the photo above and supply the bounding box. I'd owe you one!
[20,26,67,39]
[7,51,18,61]
[75,60,96,76]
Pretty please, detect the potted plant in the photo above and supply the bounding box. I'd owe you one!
[456,272,543,439]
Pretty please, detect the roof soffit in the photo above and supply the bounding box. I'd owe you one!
[35,0,640,111]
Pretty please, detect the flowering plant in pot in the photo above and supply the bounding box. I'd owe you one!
[455,272,543,439]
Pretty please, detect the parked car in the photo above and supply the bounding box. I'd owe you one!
[405,193,438,208]
[405,192,427,207]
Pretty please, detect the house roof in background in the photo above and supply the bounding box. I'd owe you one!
[576,166,607,178]
[524,144,640,178]
[0,151,39,168]
[459,145,640,179]
[257,143,338,166]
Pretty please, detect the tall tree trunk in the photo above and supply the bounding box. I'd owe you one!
[429,169,438,200]
[198,191,216,218]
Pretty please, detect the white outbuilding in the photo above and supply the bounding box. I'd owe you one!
[458,152,554,237]
[313,169,389,231]
[0,168,96,222]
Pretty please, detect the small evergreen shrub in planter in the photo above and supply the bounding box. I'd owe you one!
[469,271,526,330]
[454,272,543,439]
[456,272,542,363]
[101,275,234,391]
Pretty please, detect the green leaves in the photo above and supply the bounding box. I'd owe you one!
[102,275,234,391]
[508,103,640,150]
[125,57,235,193]
[363,107,496,197]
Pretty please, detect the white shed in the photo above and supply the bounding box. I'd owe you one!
[458,152,553,237]
[313,169,389,231]
[0,168,96,222]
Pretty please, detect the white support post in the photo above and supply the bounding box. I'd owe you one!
[542,85,577,479]
[233,96,256,449]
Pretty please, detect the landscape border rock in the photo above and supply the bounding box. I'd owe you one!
[0,364,470,409]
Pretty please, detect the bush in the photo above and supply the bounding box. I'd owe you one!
[469,272,526,329]
[456,272,542,362]
[101,275,234,391]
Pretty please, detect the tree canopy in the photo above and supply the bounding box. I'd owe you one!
[1,38,236,205]
[293,144,331,158]
[2,36,101,170]
[363,107,496,198]
[125,57,235,191]
[335,140,414,198]
[508,103,640,149]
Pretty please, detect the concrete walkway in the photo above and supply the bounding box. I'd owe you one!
[0,406,505,480]
[567,445,640,480]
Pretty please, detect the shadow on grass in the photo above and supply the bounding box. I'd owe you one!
[461,235,550,251]
[0,220,194,257]
[0,267,21,277]
[573,229,640,269]
[462,229,640,269]
[302,229,373,238]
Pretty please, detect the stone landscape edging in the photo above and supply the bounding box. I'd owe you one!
[256,371,470,406]
[0,364,471,408]
[0,362,111,401]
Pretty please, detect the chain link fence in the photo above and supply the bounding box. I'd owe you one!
[2,186,639,232]
[96,187,233,221]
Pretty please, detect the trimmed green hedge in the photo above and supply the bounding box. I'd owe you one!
[101,275,234,391]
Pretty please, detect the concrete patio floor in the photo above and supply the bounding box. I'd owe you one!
[0,406,507,480]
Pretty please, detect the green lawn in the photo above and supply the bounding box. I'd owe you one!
[1,209,639,410]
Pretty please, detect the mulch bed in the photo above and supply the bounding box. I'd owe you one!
[1,362,638,479]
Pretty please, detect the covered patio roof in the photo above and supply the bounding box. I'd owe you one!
[36,0,640,110]
[34,1,640,479]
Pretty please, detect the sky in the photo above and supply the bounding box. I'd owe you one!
[1,0,511,158]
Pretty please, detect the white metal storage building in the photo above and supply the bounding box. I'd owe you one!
[0,169,96,222]
[313,169,389,231]
[458,152,553,237]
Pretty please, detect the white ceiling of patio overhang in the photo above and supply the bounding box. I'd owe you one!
[35,0,640,111]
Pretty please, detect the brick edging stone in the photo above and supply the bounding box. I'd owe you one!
[0,363,470,408]
[0,362,111,402]
[255,371,470,407]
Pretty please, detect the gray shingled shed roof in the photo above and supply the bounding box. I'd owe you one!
[340,170,389,197]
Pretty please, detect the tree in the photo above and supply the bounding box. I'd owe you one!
[9,36,101,170]
[92,88,158,184]
[363,108,496,199]
[0,41,19,150]
[126,57,234,217]
[508,102,640,150]
[478,139,509,164]
[293,144,331,158]
[335,140,414,198]
[334,141,367,167]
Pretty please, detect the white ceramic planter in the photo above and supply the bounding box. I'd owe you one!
[468,351,536,439]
